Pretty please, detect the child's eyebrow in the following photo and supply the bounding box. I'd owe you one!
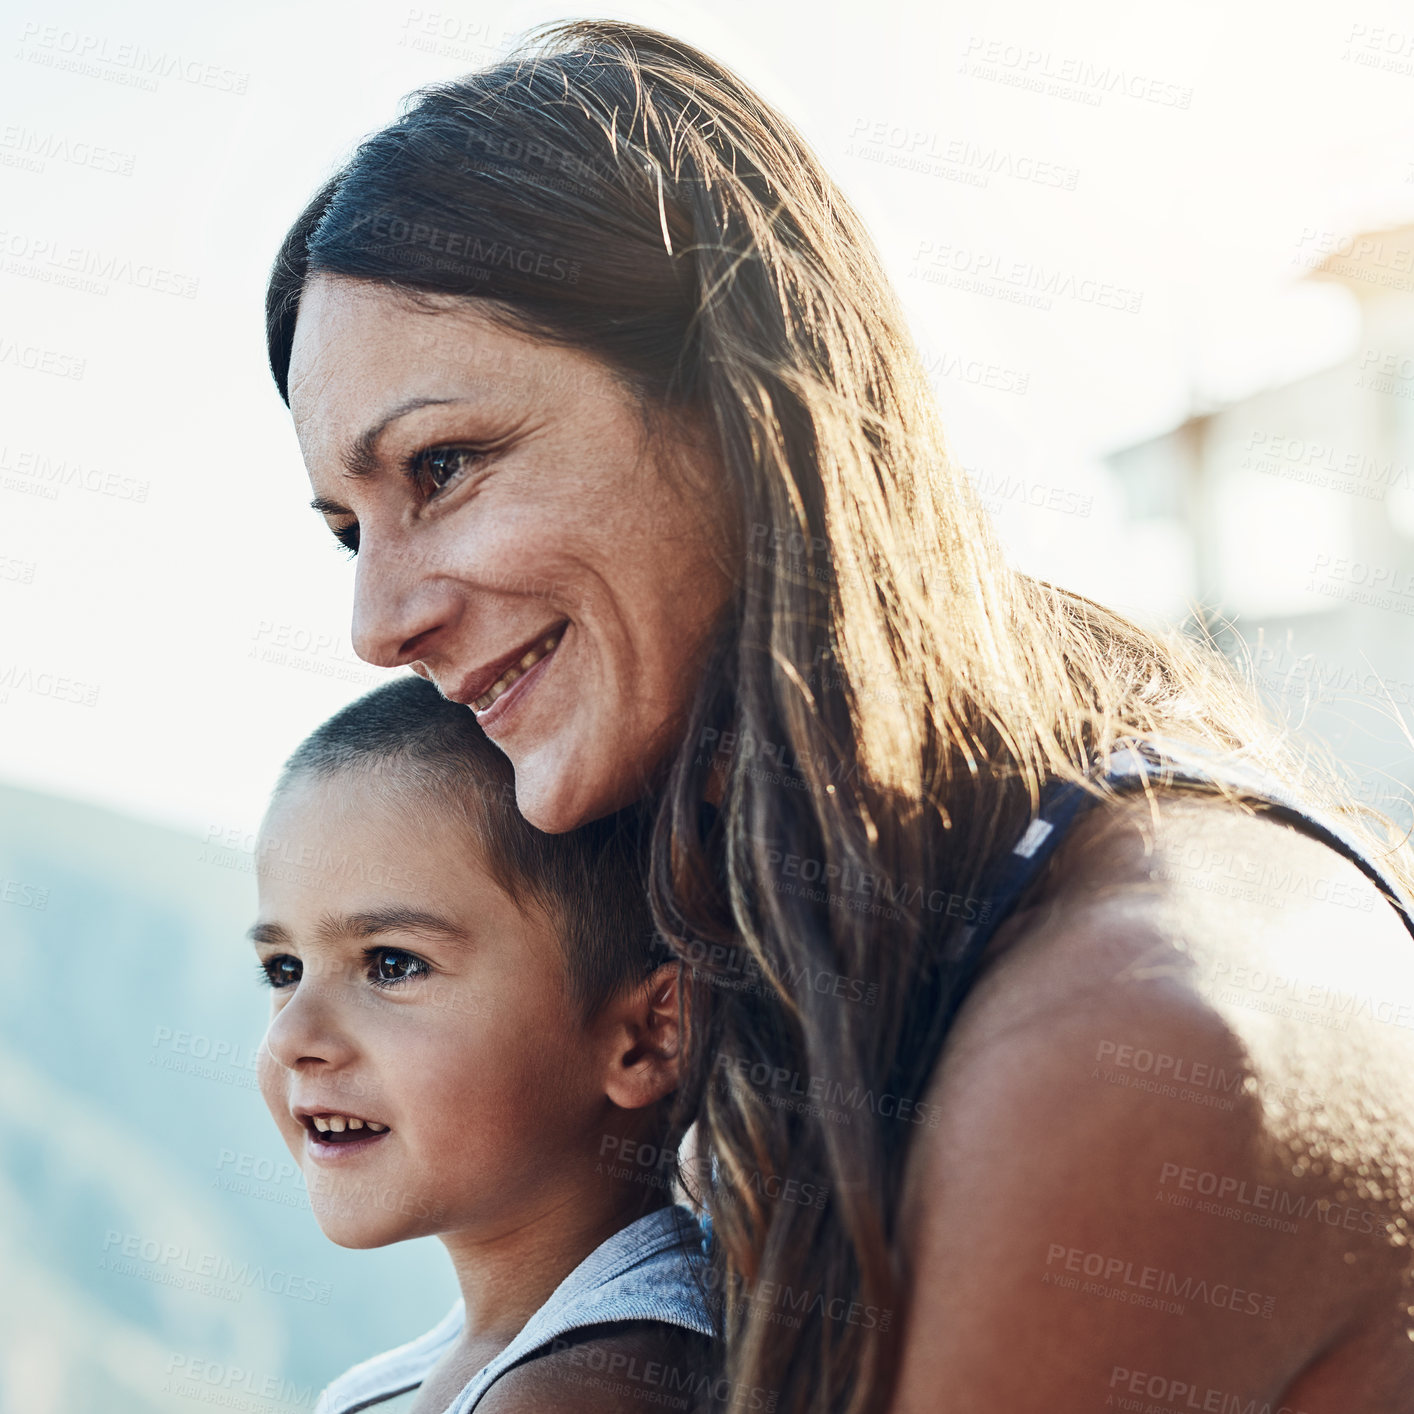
[245,910,471,948]
[324,906,471,946]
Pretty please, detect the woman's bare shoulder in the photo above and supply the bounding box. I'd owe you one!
[889,792,1414,1413]
[955,787,1414,1066]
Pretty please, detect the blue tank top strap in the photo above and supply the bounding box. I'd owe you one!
[1107,735,1414,938]
[938,735,1414,1036]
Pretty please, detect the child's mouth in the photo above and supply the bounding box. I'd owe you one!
[301,1113,391,1145]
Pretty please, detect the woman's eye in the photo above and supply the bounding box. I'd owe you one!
[258,955,302,989]
[331,522,360,557]
[406,445,486,498]
[367,947,431,987]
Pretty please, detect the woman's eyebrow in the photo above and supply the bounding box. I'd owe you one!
[341,396,470,478]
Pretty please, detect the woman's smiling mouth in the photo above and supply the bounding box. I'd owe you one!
[472,626,563,711]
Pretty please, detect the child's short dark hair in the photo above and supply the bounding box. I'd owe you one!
[275,674,669,1019]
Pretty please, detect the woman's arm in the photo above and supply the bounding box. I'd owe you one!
[890,802,1414,1412]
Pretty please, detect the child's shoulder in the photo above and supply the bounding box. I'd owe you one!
[315,1205,717,1414]
[312,1300,464,1414]
[478,1320,715,1414]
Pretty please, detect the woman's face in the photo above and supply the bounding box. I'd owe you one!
[286,275,737,833]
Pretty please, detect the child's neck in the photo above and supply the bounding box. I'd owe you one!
[439,1186,671,1351]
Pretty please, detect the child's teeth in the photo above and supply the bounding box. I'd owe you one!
[308,1113,388,1137]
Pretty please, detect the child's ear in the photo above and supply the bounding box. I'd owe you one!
[600,962,685,1111]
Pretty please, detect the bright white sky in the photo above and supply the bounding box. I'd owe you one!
[4,0,1414,838]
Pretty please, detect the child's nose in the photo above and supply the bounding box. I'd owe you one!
[263,980,358,1071]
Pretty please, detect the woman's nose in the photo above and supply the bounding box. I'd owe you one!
[349,534,456,669]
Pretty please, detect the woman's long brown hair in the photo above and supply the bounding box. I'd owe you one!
[265,21,1414,1411]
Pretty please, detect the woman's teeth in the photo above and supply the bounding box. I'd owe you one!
[472,631,561,711]
[311,1114,388,1136]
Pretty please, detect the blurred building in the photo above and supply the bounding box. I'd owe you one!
[1103,224,1414,820]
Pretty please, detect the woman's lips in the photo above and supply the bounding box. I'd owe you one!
[471,626,564,710]
[446,621,568,710]
[471,629,563,729]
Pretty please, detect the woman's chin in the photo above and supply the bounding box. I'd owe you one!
[510,716,671,831]
[514,772,595,835]
[510,740,611,833]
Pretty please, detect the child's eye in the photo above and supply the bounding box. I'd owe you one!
[258,955,302,989]
[366,946,431,987]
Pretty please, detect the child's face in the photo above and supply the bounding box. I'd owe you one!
[253,769,614,1248]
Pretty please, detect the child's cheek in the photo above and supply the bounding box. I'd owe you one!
[256,1038,299,1153]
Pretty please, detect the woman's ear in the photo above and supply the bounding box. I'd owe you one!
[599,962,686,1111]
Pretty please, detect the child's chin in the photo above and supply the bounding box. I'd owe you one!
[311,1210,413,1250]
